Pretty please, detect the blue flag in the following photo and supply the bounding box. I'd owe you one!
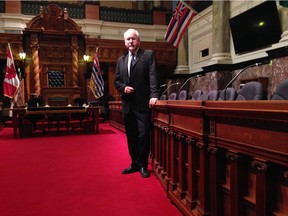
[90,48,104,99]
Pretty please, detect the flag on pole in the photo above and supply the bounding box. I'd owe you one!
[89,48,104,99]
[164,1,196,48]
[4,43,20,99]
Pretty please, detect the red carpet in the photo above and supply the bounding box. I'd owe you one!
[0,124,181,216]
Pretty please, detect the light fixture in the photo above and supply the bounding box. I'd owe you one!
[19,51,26,61]
[83,54,89,62]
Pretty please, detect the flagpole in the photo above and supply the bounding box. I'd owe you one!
[181,1,212,25]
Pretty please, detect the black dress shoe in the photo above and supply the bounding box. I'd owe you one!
[139,167,150,178]
[122,165,139,174]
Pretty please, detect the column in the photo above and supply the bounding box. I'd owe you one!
[226,151,241,216]
[197,141,210,215]
[279,6,288,42]
[31,34,41,96]
[5,0,21,13]
[211,0,232,64]
[152,8,166,25]
[174,32,190,74]
[71,35,79,87]
[251,159,268,216]
[85,2,99,20]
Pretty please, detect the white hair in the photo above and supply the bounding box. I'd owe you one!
[123,28,140,40]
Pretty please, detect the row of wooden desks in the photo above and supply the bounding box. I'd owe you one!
[152,100,288,216]
[12,106,100,138]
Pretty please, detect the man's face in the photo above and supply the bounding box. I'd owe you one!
[124,31,140,53]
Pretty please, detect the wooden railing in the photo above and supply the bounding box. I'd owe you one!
[108,100,288,215]
[21,1,85,19]
[19,1,171,25]
[151,100,288,216]
[108,101,125,132]
[100,6,153,24]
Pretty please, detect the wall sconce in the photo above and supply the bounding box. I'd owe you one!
[19,51,26,61]
[18,51,26,80]
[83,54,89,62]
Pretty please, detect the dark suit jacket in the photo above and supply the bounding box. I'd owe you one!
[114,48,160,114]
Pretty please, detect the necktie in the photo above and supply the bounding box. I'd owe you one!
[129,53,135,78]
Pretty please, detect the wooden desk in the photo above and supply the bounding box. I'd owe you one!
[203,101,288,166]
[151,100,288,216]
[12,106,100,138]
[203,101,288,216]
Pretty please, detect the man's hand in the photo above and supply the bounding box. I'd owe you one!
[124,86,134,94]
[149,98,158,108]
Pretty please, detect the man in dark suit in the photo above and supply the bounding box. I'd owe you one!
[114,29,160,178]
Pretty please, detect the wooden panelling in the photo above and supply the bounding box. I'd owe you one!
[108,101,125,132]
[150,100,288,216]
[0,5,176,105]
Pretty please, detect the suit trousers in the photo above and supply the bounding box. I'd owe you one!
[123,107,151,168]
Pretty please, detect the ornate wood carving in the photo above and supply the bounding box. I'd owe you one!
[150,91,288,216]
[251,160,268,173]
[26,4,82,33]
[85,38,176,66]
[226,151,240,162]
[23,3,85,104]
[207,146,218,155]
[0,5,177,104]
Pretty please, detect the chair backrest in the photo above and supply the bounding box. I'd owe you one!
[218,87,237,101]
[271,80,288,100]
[198,93,208,100]
[207,90,219,100]
[168,93,177,100]
[160,94,167,100]
[177,90,188,100]
[27,97,44,107]
[191,90,203,100]
[236,81,263,100]
[74,97,86,106]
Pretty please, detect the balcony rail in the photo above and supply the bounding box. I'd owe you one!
[21,1,85,19]
[99,7,152,25]
[19,1,172,25]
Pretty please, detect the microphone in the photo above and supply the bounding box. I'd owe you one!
[222,62,262,100]
[161,82,180,97]
[254,59,271,66]
[176,74,202,96]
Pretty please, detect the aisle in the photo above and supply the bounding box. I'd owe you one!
[0,123,182,216]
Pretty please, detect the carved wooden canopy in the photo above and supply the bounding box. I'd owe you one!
[25,3,82,34]
[22,3,85,105]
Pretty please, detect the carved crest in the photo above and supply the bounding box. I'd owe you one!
[25,3,82,33]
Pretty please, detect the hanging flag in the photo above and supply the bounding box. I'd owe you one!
[4,43,20,99]
[89,48,104,99]
[164,1,196,48]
